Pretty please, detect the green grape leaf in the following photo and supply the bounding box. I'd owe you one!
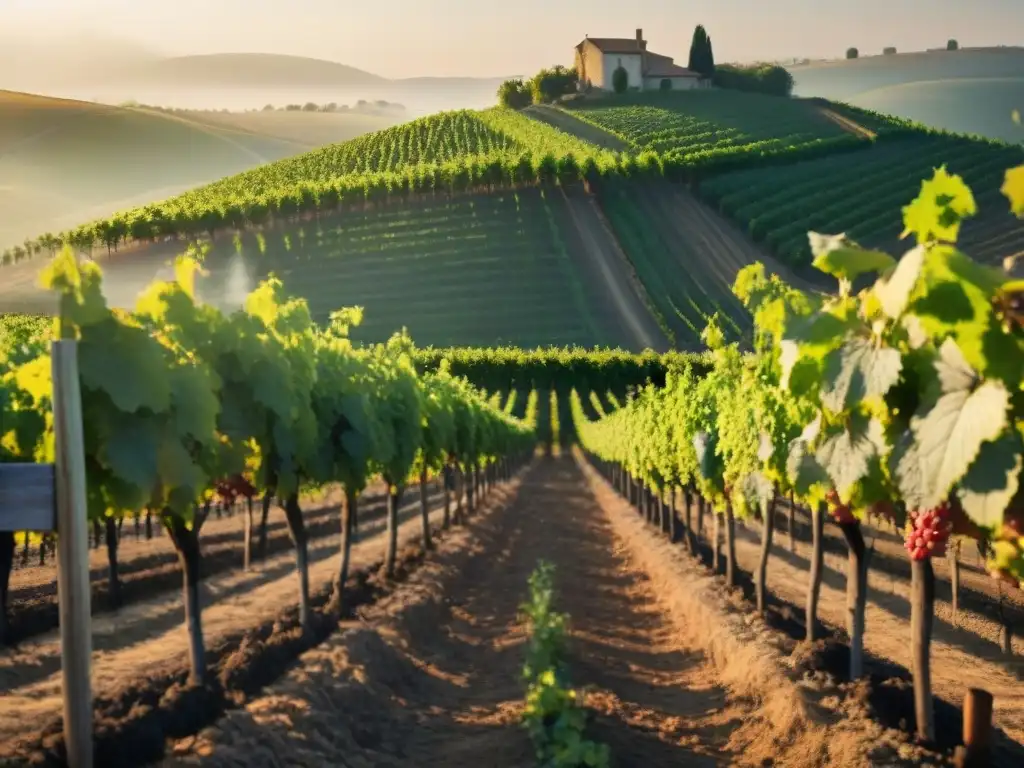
[103,416,161,491]
[989,540,1024,580]
[901,166,977,244]
[909,245,1015,382]
[815,415,886,499]
[899,339,1010,509]
[167,364,219,442]
[78,329,171,414]
[739,471,774,516]
[787,437,828,498]
[875,245,925,320]
[809,232,895,286]
[820,336,902,413]
[956,433,1022,529]
[1002,165,1024,217]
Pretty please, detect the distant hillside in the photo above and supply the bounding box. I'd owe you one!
[129,53,386,88]
[0,90,398,249]
[788,47,1024,142]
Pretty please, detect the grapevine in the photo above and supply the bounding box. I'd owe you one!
[575,161,1024,747]
[0,248,535,680]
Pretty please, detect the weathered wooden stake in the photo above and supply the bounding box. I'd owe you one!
[52,340,93,768]
[953,688,993,768]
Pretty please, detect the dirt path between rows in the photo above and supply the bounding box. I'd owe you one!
[817,108,878,140]
[0,487,449,743]
[726,519,1024,751]
[524,105,630,152]
[167,457,764,767]
[559,188,669,352]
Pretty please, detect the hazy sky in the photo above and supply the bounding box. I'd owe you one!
[5,0,1023,78]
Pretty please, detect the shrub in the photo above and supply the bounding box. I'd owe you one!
[529,65,578,104]
[846,47,859,59]
[713,63,794,97]
[497,79,532,110]
[947,39,959,51]
[659,78,672,91]
[612,66,628,94]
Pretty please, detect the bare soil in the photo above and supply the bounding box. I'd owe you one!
[524,105,630,152]
[558,187,669,352]
[579,457,1024,764]
[817,108,879,140]
[165,457,803,768]
[3,480,444,645]
[0,479,453,762]
[735,507,1024,755]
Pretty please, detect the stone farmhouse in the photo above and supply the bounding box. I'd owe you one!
[574,29,707,91]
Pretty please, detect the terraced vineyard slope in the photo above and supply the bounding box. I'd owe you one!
[593,179,762,348]
[559,90,867,164]
[699,133,1024,269]
[0,189,664,350]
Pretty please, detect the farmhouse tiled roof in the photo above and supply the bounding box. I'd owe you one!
[576,38,701,77]
[577,37,645,54]
[644,52,700,77]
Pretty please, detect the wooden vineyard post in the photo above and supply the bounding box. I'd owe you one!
[953,689,993,768]
[0,340,92,768]
[53,340,93,768]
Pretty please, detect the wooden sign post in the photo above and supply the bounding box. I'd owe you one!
[0,340,92,768]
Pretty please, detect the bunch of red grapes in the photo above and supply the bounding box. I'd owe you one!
[214,475,257,506]
[825,489,856,524]
[904,501,953,561]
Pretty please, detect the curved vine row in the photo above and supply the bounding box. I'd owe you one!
[0,250,535,670]
[574,162,1024,745]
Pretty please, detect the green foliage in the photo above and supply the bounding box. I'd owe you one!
[846,48,859,59]
[530,66,579,105]
[700,135,1024,269]
[687,25,715,78]
[2,248,535,537]
[947,39,959,51]
[713,63,794,97]
[563,90,862,170]
[497,79,533,110]
[611,66,628,95]
[520,561,609,768]
[577,165,1024,588]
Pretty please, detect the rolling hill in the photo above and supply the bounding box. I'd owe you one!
[0,90,400,250]
[126,53,387,88]
[1,88,1020,352]
[789,47,1024,143]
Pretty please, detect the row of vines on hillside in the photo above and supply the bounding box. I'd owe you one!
[0,250,536,669]
[574,163,1024,744]
[2,114,882,268]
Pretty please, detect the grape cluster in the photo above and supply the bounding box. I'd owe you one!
[215,475,257,506]
[904,502,953,561]
[826,489,856,524]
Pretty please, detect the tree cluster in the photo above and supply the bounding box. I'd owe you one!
[712,64,794,97]
[497,79,532,110]
[687,25,716,78]
[497,66,578,109]
[846,47,859,59]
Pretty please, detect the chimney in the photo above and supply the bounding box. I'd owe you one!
[636,28,646,50]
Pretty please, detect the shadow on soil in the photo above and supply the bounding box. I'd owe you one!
[4,480,502,768]
[586,457,1024,767]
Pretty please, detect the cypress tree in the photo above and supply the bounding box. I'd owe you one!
[688,25,708,74]
[688,25,715,78]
